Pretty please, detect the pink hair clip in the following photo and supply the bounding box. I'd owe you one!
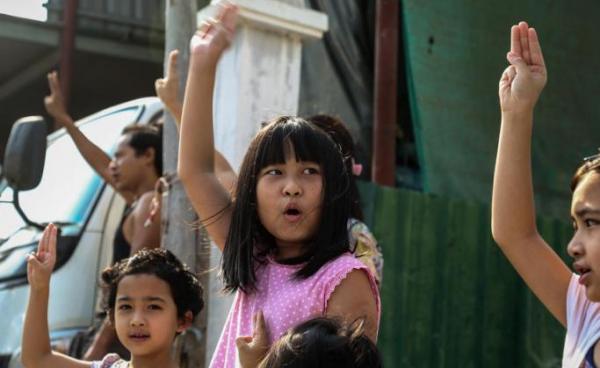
[352,163,363,176]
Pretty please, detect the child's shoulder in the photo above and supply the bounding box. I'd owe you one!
[91,354,128,368]
[317,252,371,279]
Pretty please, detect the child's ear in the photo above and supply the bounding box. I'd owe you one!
[177,311,194,332]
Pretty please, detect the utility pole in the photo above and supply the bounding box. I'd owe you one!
[162,1,208,367]
[372,0,398,187]
[57,0,78,132]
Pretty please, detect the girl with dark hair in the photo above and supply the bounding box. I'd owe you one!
[21,224,204,368]
[237,315,382,368]
[492,22,600,366]
[178,4,380,367]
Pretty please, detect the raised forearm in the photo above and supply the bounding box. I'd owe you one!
[64,124,112,180]
[22,288,52,367]
[178,60,217,179]
[492,110,538,244]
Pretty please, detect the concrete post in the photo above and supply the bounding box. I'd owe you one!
[163,1,209,367]
[198,0,328,364]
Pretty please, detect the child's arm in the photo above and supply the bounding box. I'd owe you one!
[156,49,237,193]
[21,224,91,368]
[45,72,135,204]
[491,22,571,326]
[178,4,238,250]
[326,270,379,342]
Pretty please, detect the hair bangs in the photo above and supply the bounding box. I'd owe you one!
[254,117,337,174]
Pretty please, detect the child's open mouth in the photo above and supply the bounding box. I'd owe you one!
[284,206,302,222]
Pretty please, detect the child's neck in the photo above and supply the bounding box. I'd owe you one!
[274,240,307,261]
[273,242,311,265]
[130,350,178,368]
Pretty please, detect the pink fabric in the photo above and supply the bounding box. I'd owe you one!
[209,253,380,368]
[90,354,127,368]
[563,274,600,367]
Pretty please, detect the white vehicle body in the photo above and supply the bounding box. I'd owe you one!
[0,97,163,367]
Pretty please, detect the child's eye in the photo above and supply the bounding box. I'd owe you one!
[117,304,132,311]
[303,167,320,175]
[148,304,163,311]
[264,168,282,175]
[584,219,599,227]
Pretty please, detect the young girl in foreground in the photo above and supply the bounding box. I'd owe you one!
[178,4,380,367]
[492,22,600,366]
[237,315,382,368]
[21,224,204,368]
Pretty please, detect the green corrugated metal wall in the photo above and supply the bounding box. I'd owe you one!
[359,181,572,367]
[401,1,600,219]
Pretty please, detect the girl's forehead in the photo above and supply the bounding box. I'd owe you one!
[116,273,172,299]
[572,172,600,210]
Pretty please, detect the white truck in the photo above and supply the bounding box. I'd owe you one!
[0,97,163,367]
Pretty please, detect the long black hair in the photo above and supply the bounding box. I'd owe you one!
[307,114,364,220]
[222,116,351,293]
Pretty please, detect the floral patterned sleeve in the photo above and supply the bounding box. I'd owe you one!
[348,218,383,287]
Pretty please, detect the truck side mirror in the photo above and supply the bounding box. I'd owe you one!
[3,116,47,191]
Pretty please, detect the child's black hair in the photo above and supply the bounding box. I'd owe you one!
[121,124,163,175]
[307,114,364,221]
[101,248,203,320]
[258,317,382,368]
[222,116,351,293]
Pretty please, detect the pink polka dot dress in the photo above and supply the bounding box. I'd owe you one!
[209,252,380,367]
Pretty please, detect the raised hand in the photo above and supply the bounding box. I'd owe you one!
[155,49,182,121]
[189,3,238,66]
[236,311,270,368]
[499,21,547,113]
[44,71,73,127]
[27,224,57,291]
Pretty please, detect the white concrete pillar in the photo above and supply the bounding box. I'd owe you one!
[197,0,327,364]
[201,0,328,169]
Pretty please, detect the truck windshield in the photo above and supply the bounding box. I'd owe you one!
[0,106,140,238]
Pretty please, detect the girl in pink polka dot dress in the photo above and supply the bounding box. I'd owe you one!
[178,4,380,368]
